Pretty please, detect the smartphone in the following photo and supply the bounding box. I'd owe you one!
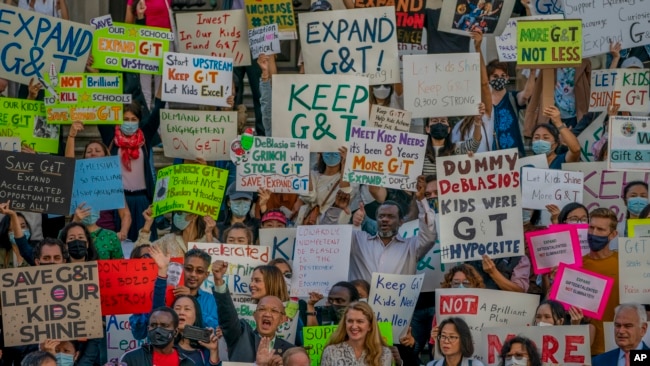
[183,325,212,343]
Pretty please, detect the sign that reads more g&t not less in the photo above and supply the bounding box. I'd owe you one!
[517,19,582,68]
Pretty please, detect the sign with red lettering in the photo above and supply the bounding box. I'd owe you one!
[97,259,158,315]
[355,0,425,44]
[549,263,614,320]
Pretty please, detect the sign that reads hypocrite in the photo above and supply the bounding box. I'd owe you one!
[0,97,59,154]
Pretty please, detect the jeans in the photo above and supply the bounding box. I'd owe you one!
[411,306,435,364]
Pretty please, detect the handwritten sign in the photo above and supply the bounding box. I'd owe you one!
[106,314,144,363]
[92,22,171,74]
[525,226,582,274]
[0,98,59,153]
[628,219,650,238]
[369,105,411,132]
[98,259,157,315]
[549,263,614,320]
[618,237,650,303]
[590,69,616,113]
[403,53,481,118]
[0,137,20,152]
[437,149,523,263]
[234,301,299,344]
[244,0,296,40]
[369,272,423,340]
[290,225,353,297]
[160,109,237,161]
[271,74,369,152]
[260,228,296,261]
[609,116,650,171]
[549,223,590,256]
[0,4,94,84]
[248,24,280,59]
[521,167,583,210]
[153,164,229,219]
[343,126,425,191]
[176,10,251,66]
[0,262,102,346]
[70,156,124,214]
[529,0,565,15]
[299,7,400,85]
[495,15,564,62]
[613,69,650,113]
[162,52,233,107]
[577,112,606,162]
[517,19,582,68]
[355,0,425,44]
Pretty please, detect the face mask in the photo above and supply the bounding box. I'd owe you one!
[537,321,553,326]
[230,200,252,217]
[284,276,292,293]
[8,229,30,244]
[587,233,610,252]
[427,198,438,214]
[120,121,139,136]
[505,357,528,366]
[81,211,100,226]
[372,85,391,100]
[322,152,341,167]
[148,327,175,347]
[55,353,75,366]
[429,123,449,140]
[532,139,553,155]
[627,197,649,216]
[522,210,532,224]
[67,239,88,260]
[173,212,191,231]
[457,283,466,289]
[489,77,508,91]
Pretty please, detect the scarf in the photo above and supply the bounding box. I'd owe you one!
[113,126,144,171]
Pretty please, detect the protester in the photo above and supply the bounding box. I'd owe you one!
[282,347,311,366]
[217,184,260,243]
[619,181,648,237]
[223,223,253,245]
[20,351,57,366]
[498,336,542,366]
[427,317,485,366]
[0,206,35,268]
[71,203,124,259]
[305,281,360,326]
[592,303,649,366]
[530,108,581,169]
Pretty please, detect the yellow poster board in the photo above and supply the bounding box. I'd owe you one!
[517,19,582,68]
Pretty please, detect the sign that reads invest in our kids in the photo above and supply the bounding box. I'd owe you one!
[244,0,296,40]
[69,156,125,214]
[0,97,59,154]
[343,126,426,191]
[517,19,582,68]
[369,272,424,341]
[299,7,400,85]
[608,116,650,171]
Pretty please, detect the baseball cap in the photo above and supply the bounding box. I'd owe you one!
[261,210,288,225]
[226,183,254,201]
[311,0,332,11]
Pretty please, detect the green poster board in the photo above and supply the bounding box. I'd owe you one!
[517,19,582,68]
[0,97,59,153]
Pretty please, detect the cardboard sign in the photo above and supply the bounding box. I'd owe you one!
[152,164,229,219]
[0,4,94,84]
[628,218,650,238]
[480,325,590,366]
[549,223,590,256]
[290,225,353,297]
[495,15,564,62]
[92,22,171,74]
[70,156,124,214]
[609,116,650,170]
[618,237,650,303]
[234,301,299,344]
[590,69,617,112]
[525,226,582,274]
[271,74,369,152]
[298,7,400,85]
[613,69,650,113]
[259,227,297,261]
[244,0,296,40]
[368,272,424,340]
[236,137,310,194]
[176,10,251,66]
[0,151,75,215]
[369,105,411,132]
[355,0,425,45]
[0,137,20,152]
[248,24,280,59]
[521,167,583,210]
[162,52,234,107]
[577,112,606,161]
[549,263,614,320]
[438,0,516,36]
[106,314,145,363]
[403,53,481,118]
[437,149,523,263]
[0,262,102,346]
[0,98,59,154]
[529,0,565,15]
[98,259,157,315]
[516,19,582,68]
[160,109,237,161]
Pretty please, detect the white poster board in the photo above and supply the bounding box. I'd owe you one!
[590,69,617,113]
[0,137,20,152]
[248,24,280,59]
[368,272,424,341]
[618,237,650,304]
[521,167,583,210]
[106,314,144,363]
[612,69,650,114]
[608,116,650,171]
[369,105,412,132]
[259,228,297,261]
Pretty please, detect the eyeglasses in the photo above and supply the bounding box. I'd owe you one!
[451,280,471,288]
[255,307,284,317]
[283,272,293,280]
[437,335,460,343]
[184,266,207,275]
[565,217,588,224]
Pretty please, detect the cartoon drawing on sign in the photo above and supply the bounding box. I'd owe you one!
[452,0,503,33]
[156,177,169,201]
[32,116,60,139]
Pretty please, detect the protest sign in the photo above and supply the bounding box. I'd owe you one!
[525,226,581,274]
[162,52,234,107]
[290,225,353,297]
[70,156,124,214]
[369,272,424,340]
[0,98,58,153]
[403,53,481,118]
[248,24,280,59]
[152,164,229,219]
[355,0,425,44]
[608,116,650,170]
[234,301,299,344]
[0,4,94,85]
[517,19,582,68]
[604,321,650,352]
[299,7,400,85]
[521,167,583,210]
[495,14,564,62]
[106,314,144,363]
[343,126,426,191]
[529,0,565,15]
[613,69,650,113]
[577,112,605,161]
[398,41,427,79]
[160,109,237,161]
[0,151,74,215]
[92,22,171,74]
[516,154,549,170]
[369,105,411,132]
[260,227,297,261]
[550,223,589,256]
[628,219,650,237]
[0,262,102,346]
[549,263,614,320]
[175,10,251,66]
[90,15,113,30]
[438,0,516,36]
[436,149,523,263]
[98,259,157,315]
[618,237,650,303]
[236,137,310,194]
[244,0,296,40]
[0,137,20,152]
[480,325,590,366]
[590,69,616,112]
[271,74,369,152]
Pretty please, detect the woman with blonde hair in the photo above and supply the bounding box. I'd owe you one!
[321,302,392,366]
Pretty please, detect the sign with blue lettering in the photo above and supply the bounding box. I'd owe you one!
[368,272,423,341]
[609,116,650,171]
[105,314,144,363]
[70,156,124,214]
[260,227,297,261]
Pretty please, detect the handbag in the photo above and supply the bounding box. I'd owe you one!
[302,182,339,225]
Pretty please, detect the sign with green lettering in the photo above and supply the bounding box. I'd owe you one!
[517,19,582,68]
[0,97,59,153]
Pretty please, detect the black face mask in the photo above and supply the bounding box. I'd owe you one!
[322,305,347,325]
[148,327,175,347]
[429,123,449,140]
[67,240,88,260]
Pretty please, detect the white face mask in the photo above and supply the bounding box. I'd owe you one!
[372,85,391,100]
[505,357,528,366]
[536,321,553,326]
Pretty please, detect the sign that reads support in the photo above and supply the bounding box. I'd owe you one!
[290,225,353,297]
[92,22,172,74]
[160,109,237,161]
[436,149,523,263]
[244,0,296,40]
[299,7,400,85]
[549,263,614,320]
[521,167,583,209]
[248,24,280,59]
[106,314,144,363]
[343,126,426,191]
[525,226,582,274]
[0,151,75,215]
[98,259,157,315]
[517,19,582,68]
[355,0,425,44]
[618,237,650,303]
[0,98,59,153]
[236,137,310,194]
[153,164,228,219]
[162,52,234,107]
[175,10,251,66]
[369,105,411,132]
[613,69,650,113]
[0,4,94,85]
[0,262,102,346]
[234,302,300,344]
[259,227,297,261]
[369,272,424,341]
[495,15,564,62]
[609,116,650,171]
[403,53,481,118]
[271,74,369,152]
[70,156,124,214]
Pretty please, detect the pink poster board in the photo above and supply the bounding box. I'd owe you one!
[548,263,614,320]
[526,226,582,274]
[549,224,589,256]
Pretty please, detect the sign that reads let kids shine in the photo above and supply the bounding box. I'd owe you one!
[517,19,582,68]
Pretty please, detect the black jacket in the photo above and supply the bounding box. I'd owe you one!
[121,344,196,366]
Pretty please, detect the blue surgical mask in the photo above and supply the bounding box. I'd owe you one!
[55,352,75,366]
[173,212,191,231]
[230,200,252,217]
[627,197,649,216]
[322,152,341,167]
[8,229,30,244]
[81,210,100,226]
[120,121,139,135]
[532,139,553,155]
[587,233,610,252]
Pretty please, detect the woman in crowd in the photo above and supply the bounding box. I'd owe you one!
[72,203,123,259]
[427,317,484,366]
[546,202,589,225]
[0,209,35,268]
[441,264,486,289]
[217,184,260,243]
[223,223,253,245]
[498,336,542,366]
[619,181,648,236]
[60,222,100,263]
[351,279,371,301]
[530,106,580,169]
[40,340,80,366]
[533,299,585,326]
[249,265,290,304]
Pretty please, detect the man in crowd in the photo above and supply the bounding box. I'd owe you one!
[593,303,649,366]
